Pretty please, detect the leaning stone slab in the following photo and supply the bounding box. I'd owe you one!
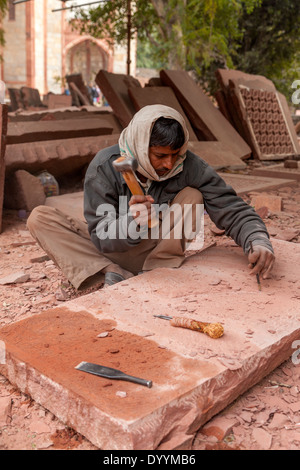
[0,239,299,450]
[188,141,246,170]
[128,86,198,141]
[95,70,142,128]
[160,69,251,160]
[0,104,8,233]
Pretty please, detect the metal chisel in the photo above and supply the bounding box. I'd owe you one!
[75,361,152,388]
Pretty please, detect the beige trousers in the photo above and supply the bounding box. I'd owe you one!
[27,187,203,289]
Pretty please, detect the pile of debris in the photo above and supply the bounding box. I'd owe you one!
[0,68,300,234]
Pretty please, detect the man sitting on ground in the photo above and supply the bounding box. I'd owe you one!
[27,105,274,289]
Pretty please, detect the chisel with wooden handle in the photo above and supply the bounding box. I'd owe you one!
[75,362,152,388]
[154,315,224,339]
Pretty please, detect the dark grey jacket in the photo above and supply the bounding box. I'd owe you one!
[84,144,273,254]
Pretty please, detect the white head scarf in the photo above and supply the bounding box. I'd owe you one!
[118,104,189,182]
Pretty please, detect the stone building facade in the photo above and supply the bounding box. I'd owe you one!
[1,0,136,97]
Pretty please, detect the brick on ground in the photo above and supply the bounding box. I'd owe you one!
[200,416,239,441]
[4,169,46,211]
[250,194,282,212]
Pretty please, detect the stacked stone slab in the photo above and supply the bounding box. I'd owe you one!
[6,118,113,145]
[5,133,120,178]
[215,69,300,161]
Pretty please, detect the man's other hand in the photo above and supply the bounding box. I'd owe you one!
[248,245,275,279]
[129,195,155,227]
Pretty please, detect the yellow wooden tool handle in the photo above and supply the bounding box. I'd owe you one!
[170,317,224,339]
[123,172,159,229]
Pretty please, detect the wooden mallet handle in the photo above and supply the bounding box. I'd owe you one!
[114,156,158,228]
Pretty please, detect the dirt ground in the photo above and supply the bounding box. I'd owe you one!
[0,163,299,450]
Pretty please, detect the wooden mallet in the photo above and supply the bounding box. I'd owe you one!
[113,156,158,228]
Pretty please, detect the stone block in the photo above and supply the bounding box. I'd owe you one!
[160,69,251,160]
[284,159,298,169]
[4,169,46,211]
[66,74,93,107]
[5,134,120,178]
[201,416,238,440]
[128,86,198,141]
[0,239,299,449]
[252,163,300,182]
[69,82,91,107]
[21,86,46,109]
[250,194,282,213]
[0,104,8,234]
[188,141,246,170]
[7,118,113,144]
[218,172,297,196]
[215,69,300,161]
[228,79,299,160]
[47,94,72,109]
[95,70,142,128]
[8,88,25,111]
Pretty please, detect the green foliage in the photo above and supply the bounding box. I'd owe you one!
[70,0,299,102]
[0,0,7,48]
[233,0,300,101]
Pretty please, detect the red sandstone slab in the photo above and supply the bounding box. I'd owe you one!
[128,86,198,140]
[215,68,276,145]
[4,134,120,177]
[47,94,72,109]
[0,239,299,450]
[228,79,299,160]
[43,172,295,224]
[0,105,8,233]
[160,69,251,160]
[188,141,246,170]
[252,163,300,182]
[6,118,113,144]
[218,172,297,196]
[95,70,141,128]
[66,74,93,107]
[215,68,275,93]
